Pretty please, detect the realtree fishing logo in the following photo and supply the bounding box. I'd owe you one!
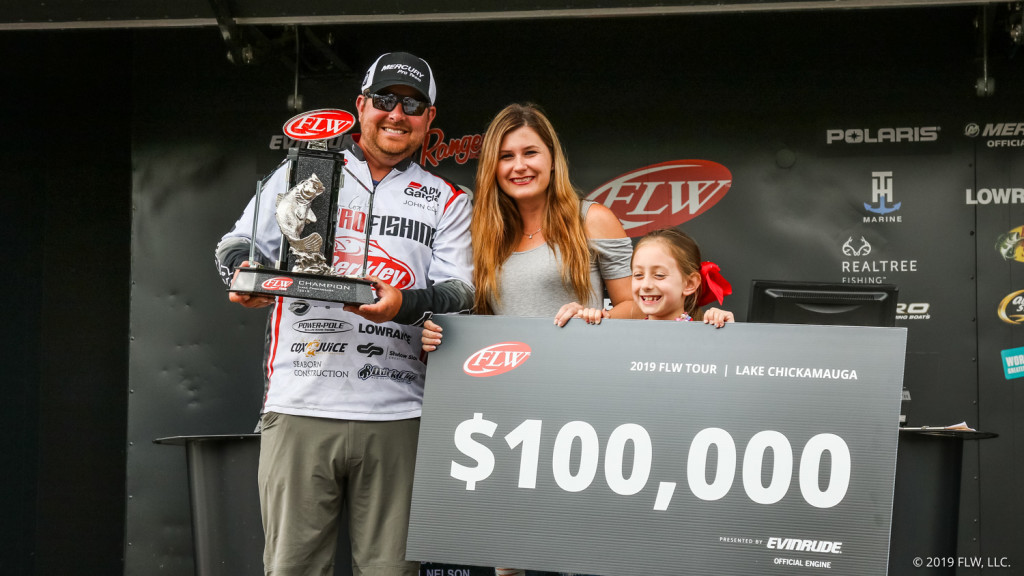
[586,160,732,237]
[282,109,356,141]
[463,342,532,377]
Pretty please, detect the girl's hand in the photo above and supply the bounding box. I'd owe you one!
[703,307,735,328]
[421,319,443,352]
[574,307,611,325]
[554,302,584,327]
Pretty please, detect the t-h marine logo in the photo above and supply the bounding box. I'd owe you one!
[463,342,532,377]
[865,171,901,215]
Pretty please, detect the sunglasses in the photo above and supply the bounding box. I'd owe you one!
[366,92,431,116]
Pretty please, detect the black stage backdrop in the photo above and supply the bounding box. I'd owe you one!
[3,5,1022,576]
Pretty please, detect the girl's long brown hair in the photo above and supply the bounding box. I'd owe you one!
[471,103,591,314]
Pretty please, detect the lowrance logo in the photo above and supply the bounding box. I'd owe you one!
[262,277,293,291]
[826,126,939,144]
[463,342,532,377]
[586,160,731,237]
[283,109,356,141]
[766,537,843,554]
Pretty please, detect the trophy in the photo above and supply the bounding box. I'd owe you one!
[228,109,376,305]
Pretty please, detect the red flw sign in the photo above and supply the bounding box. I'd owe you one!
[283,109,356,141]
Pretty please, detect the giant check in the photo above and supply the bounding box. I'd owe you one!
[408,316,907,576]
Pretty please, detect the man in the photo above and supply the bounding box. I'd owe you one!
[215,52,474,576]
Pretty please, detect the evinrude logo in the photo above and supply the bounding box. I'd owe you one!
[587,160,732,237]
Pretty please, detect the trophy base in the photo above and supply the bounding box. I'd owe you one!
[229,267,376,305]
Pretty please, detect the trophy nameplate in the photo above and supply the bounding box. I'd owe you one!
[229,109,375,305]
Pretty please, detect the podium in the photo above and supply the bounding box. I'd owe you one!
[888,429,997,576]
[154,435,263,576]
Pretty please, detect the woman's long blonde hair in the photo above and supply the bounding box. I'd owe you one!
[471,103,592,314]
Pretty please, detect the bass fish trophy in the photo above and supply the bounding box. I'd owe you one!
[228,109,376,304]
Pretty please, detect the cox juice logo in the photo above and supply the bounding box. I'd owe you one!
[463,342,532,377]
[587,160,731,237]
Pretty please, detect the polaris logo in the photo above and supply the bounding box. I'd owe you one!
[587,160,731,237]
[463,342,532,377]
[826,127,939,144]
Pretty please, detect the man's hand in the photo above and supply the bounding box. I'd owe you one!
[228,261,276,308]
[344,276,402,323]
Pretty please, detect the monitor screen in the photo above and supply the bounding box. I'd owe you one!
[747,280,899,327]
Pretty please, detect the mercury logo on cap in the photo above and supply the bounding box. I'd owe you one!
[361,52,437,105]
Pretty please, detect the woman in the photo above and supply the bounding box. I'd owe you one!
[424,103,632,345]
[425,102,629,576]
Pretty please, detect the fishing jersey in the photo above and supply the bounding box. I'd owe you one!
[217,138,473,421]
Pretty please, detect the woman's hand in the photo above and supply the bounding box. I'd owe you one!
[421,318,443,352]
[703,307,735,328]
[553,302,584,327]
[575,307,611,325]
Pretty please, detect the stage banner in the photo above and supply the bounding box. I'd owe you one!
[408,316,907,576]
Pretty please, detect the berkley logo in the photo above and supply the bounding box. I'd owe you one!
[283,109,356,141]
[586,160,732,237]
[463,342,532,377]
[333,236,416,289]
[262,277,293,291]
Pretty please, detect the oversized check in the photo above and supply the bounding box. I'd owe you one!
[408,316,907,576]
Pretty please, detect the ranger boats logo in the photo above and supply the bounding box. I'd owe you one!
[333,236,416,289]
[464,342,532,377]
[587,160,732,237]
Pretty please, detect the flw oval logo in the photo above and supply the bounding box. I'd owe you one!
[586,160,732,237]
[262,277,293,291]
[463,342,532,377]
[283,109,356,141]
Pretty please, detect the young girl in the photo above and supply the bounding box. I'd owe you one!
[576,227,734,326]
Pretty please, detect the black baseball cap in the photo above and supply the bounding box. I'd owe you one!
[361,52,437,105]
